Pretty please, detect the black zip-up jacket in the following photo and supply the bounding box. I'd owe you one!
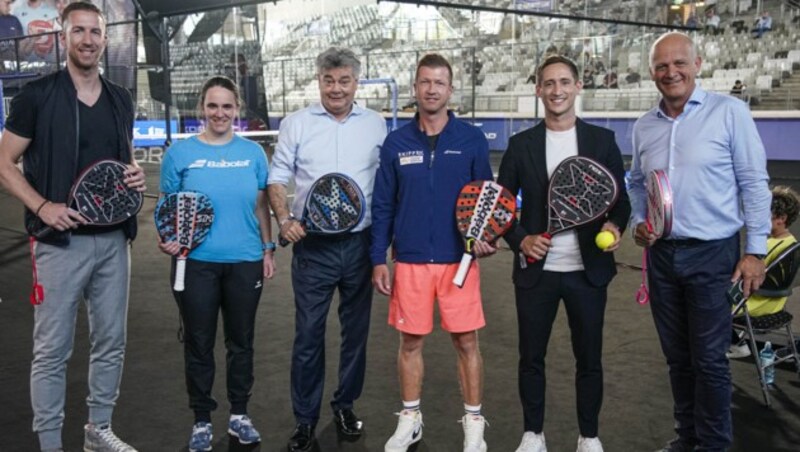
[5,69,137,245]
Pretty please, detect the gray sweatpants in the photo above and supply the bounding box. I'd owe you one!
[30,230,130,450]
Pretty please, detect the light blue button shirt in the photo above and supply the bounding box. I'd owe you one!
[630,86,771,254]
[268,102,387,231]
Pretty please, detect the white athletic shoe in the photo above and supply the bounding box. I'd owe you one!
[577,436,604,452]
[726,343,752,359]
[461,414,488,452]
[516,431,547,452]
[384,410,423,452]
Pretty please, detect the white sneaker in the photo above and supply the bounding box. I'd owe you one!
[385,410,423,452]
[83,424,137,452]
[726,343,751,359]
[516,431,547,452]
[577,436,604,452]
[461,414,488,452]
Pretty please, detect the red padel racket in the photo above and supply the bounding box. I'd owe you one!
[636,169,674,304]
[279,172,366,246]
[34,159,143,238]
[154,192,215,292]
[453,180,516,287]
[523,156,619,267]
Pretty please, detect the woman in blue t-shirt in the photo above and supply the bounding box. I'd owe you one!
[158,76,275,451]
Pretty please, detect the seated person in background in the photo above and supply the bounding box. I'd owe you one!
[601,70,618,89]
[685,13,699,29]
[727,185,800,358]
[705,9,721,34]
[582,67,596,89]
[730,80,745,96]
[751,11,772,38]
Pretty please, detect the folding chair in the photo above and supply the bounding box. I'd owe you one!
[729,241,800,407]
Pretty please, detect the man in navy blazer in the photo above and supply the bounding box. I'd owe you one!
[497,55,630,452]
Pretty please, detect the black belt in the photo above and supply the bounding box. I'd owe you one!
[305,227,370,242]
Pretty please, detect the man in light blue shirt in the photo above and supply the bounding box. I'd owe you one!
[267,46,387,452]
[630,32,770,452]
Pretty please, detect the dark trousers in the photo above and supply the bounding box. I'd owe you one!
[290,230,372,425]
[649,235,739,451]
[515,271,607,437]
[173,259,264,422]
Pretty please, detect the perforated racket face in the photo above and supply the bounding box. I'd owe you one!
[646,169,673,238]
[547,156,619,234]
[304,173,365,234]
[70,160,143,225]
[154,192,214,250]
[455,180,516,243]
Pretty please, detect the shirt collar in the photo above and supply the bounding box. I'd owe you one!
[310,101,363,121]
[655,84,706,119]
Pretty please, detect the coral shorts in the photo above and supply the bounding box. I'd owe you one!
[388,262,485,335]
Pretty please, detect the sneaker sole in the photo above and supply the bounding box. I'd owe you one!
[189,447,212,452]
[385,434,422,452]
[228,429,261,445]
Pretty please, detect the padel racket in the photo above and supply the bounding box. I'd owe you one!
[453,180,516,287]
[34,159,143,238]
[636,169,674,304]
[523,156,619,266]
[154,192,215,292]
[279,172,365,246]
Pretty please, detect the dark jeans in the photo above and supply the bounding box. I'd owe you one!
[649,235,739,451]
[515,270,607,437]
[172,259,264,422]
[290,230,372,425]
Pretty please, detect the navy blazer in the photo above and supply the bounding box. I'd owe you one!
[497,118,631,289]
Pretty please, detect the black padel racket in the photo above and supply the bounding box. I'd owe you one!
[453,180,516,287]
[34,159,143,238]
[279,172,365,246]
[154,192,215,292]
[636,169,674,305]
[523,156,619,266]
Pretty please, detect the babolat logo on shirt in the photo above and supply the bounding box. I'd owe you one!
[206,159,251,168]
[444,149,462,155]
[398,150,424,166]
[188,160,207,168]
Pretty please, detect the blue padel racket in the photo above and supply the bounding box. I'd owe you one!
[34,159,143,238]
[279,172,365,246]
[155,192,215,292]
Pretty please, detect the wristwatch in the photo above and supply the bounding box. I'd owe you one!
[262,241,277,252]
[747,253,766,260]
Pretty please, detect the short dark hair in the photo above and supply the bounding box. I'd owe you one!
[197,76,242,115]
[536,55,579,85]
[772,185,800,227]
[61,1,104,26]
[416,53,453,84]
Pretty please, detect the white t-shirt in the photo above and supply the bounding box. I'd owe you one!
[12,0,58,61]
[543,126,584,272]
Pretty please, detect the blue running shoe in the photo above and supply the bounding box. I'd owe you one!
[228,416,261,444]
[189,422,212,452]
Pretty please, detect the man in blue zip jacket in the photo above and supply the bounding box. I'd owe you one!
[371,53,495,452]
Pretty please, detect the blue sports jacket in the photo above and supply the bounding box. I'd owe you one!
[370,112,493,265]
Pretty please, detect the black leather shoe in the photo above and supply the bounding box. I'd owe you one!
[333,408,363,437]
[288,423,315,452]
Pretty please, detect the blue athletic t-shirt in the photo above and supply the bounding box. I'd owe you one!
[160,135,268,263]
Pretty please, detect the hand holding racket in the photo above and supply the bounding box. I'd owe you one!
[155,192,215,292]
[34,160,144,238]
[453,181,516,287]
[521,156,619,267]
[279,173,365,246]
[635,169,673,304]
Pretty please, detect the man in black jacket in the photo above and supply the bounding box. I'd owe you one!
[0,3,143,451]
[497,55,630,452]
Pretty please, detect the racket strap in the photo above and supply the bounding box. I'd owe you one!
[635,249,650,305]
[29,237,44,305]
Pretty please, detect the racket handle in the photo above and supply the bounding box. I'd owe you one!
[174,257,187,292]
[452,252,473,288]
[525,232,552,264]
[278,235,290,247]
